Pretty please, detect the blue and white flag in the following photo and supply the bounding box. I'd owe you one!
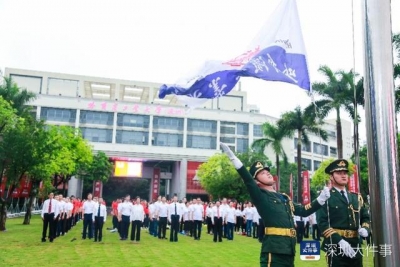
[158,0,310,108]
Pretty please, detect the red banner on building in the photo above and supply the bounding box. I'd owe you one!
[302,170,310,205]
[92,180,103,198]
[273,175,279,192]
[152,168,160,201]
[0,176,7,198]
[19,176,33,198]
[289,173,293,200]
[187,161,206,194]
[348,165,360,193]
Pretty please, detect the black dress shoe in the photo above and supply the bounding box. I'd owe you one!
[41,238,46,242]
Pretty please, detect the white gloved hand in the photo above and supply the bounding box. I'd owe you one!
[358,228,368,238]
[220,142,243,169]
[317,186,331,205]
[338,239,357,258]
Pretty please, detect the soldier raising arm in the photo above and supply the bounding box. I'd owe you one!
[220,142,330,267]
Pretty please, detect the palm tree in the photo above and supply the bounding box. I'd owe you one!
[309,65,356,158]
[251,122,292,181]
[0,76,36,116]
[278,106,328,203]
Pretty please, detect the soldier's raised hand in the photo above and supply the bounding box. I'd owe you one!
[220,142,243,169]
[317,186,330,205]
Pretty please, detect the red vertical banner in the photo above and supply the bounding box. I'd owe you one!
[273,175,279,192]
[302,170,310,205]
[19,176,32,198]
[289,173,293,200]
[152,168,160,201]
[92,180,103,198]
[187,161,206,194]
[0,176,7,198]
[11,186,21,198]
[348,165,359,193]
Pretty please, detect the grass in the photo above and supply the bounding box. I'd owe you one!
[0,216,374,267]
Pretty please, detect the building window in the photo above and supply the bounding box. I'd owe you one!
[80,127,112,143]
[327,130,336,139]
[153,133,183,147]
[187,119,217,133]
[236,138,249,153]
[313,143,329,156]
[187,135,216,149]
[153,116,184,131]
[40,107,76,123]
[80,111,113,125]
[220,137,235,143]
[117,114,149,128]
[330,147,337,157]
[294,138,311,152]
[220,126,235,134]
[237,123,249,135]
[295,157,312,171]
[253,125,263,137]
[314,160,321,171]
[116,130,148,145]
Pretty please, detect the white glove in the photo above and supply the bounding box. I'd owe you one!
[220,142,243,169]
[338,239,357,258]
[317,186,330,205]
[358,228,368,238]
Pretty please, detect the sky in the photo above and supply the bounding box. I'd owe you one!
[1,0,399,142]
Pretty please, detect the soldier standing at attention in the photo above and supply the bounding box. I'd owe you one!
[317,159,370,267]
[220,142,330,267]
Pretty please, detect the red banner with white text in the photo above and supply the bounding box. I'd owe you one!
[92,180,103,198]
[152,168,160,201]
[19,176,33,198]
[348,165,359,193]
[302,170,310,205]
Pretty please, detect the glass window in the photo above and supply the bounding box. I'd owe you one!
[187,135,216,149]
[220,137,235,143]
[153,116,184,131]
[220,126,235,134]
[116,130,148,145]
[80,127,112,143]
[237,123,249,135]
[295,157,312,171]
[294,138,311,152]
[40,107,76,123]
[187,119,217,133]
[330,147,337,157]
[253,125,263,137]
[236,138,249,153]
[327,130,336,139]
[153,133,183,147]
[117,114,149,128]
[313,143,329,156]
[80,111,113,125]
[313,160,321,171]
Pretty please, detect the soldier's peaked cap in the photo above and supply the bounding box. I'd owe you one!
[325,159,349,174]
[249,161,270,179]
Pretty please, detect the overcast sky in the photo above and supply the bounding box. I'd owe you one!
[1,0,399,141]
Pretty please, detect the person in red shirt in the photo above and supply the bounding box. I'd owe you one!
[110,199,120,232]
[142,200,150,229]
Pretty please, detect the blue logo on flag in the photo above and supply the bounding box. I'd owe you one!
[300,241,321,261]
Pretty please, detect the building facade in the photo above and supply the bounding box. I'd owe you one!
[5,68,353,200]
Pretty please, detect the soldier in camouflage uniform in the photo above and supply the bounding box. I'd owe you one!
[317,159,370,267]
[221,143,330,267]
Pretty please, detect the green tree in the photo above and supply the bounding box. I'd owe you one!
[278,106,328,203]
[235,150,272,169]
[311,158,355,189]
[251,122,291,181]
[269,161,297,195]
[393,33,400,112]
[198,153,250,202]
[0,96,18,134]
[79,151,113,183]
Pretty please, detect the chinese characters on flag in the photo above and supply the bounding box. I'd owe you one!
[152,168,160,201]
[302,170,310,205]
[348,165,359,193]
[92,180,103,198]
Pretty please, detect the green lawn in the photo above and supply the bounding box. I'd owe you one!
[0,216,374,267]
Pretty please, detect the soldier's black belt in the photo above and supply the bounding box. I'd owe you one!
[333,229,358,238]
[264,227,296,238]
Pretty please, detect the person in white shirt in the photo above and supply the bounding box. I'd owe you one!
[156,196,168,239]
[243,202,254,237]
[220,198,229,238]
[234,204,243,234]
[93,197,107,242]
[181,202,190,235]
[225,202,236,240]
[41,192,58,242]
[211,201,226,242]
[205,202,214,235]
[130,197,144,242]
[192,198,204,240]
[168,195,182,242]
[252,206,260,239]
[65,197,74,233]
[309,212,320,241]
[148,201,156,236]
[118,194,133,241]
[57,195,66,237]
[82,193,95,239]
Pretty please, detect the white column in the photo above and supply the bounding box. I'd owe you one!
[249,123,254,149]
[112,112,117,144]
[148,115,154,146]
[216,120,221,147]
[179,159,187,199]
[183,117,188,148]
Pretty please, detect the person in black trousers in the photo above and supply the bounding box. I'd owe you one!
[295,215,305,243]
[41,192,57,242]
[212,201,224,242]
[93,197,107,242]
[168,195,181,242]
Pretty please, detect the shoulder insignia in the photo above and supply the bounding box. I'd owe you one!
[305,203,312,210]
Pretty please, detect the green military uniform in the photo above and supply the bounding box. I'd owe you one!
[237,161,324,267]
[316,159,370,267]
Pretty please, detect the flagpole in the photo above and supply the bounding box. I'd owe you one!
[362,0,400,266]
